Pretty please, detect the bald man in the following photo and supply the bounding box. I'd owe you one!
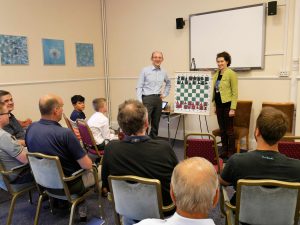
[25,94,96,195]
[136,157,219,225]
[136,51,171,138]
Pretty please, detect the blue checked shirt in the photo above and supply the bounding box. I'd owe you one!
[136,65,171,102]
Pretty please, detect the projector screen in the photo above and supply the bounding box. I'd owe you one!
[190,4,266,70]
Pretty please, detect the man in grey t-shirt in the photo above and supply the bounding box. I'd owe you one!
[0,103,33,184]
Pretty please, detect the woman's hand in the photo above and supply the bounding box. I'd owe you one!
[229,109,235,117]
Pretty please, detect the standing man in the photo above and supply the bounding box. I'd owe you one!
[136,51,171,139]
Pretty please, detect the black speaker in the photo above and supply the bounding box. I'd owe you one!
[176,18,185,29]
[268,1,277,16]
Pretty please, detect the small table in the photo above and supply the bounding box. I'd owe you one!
[161,110,185,147]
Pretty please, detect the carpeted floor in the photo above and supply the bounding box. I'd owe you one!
[0,139,227,225]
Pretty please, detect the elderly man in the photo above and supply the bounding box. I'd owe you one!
[220,107,300,205]
[136,157,219,225]
[102,99,178,225]
[25,94,97,195]
[0,102,33,184]
[0,90,32,146]
[136,51,171,138]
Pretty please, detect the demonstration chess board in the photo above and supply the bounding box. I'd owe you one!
[174,72,212,115]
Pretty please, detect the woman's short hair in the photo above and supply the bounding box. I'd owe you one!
[216,51,231,66]
[92,98,106,111]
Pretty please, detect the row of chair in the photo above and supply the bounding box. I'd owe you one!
[0,152,102,225]
[213,101,295,153]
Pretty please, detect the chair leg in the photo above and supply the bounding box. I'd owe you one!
[246,135,249,150]
[69,199,82,225]
[34,195,44,225]
[236,141,241,153]
[6,194,19,225]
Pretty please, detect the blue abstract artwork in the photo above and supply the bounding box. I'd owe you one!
[76,43,94,66]
[42,39,65,65]
[0,34,29,65]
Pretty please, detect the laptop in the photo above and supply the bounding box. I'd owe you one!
[162,101,168,110]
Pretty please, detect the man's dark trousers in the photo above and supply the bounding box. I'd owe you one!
[142,95,162,138]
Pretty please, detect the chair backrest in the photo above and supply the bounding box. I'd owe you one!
[184,133,221,173]
[27,152,66,190]
[63,113,75,132]
[235,179,300,225]
[262,102,294,134]
[234,100,252,128]
[76,119,100,155]
[108,175,164,221]
[278,136,300,160]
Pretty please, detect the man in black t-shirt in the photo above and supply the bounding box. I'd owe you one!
[220,107,300,204]
[101,99,178,225]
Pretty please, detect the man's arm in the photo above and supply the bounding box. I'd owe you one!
[77,155,92,170]
[15,147,28,164]
[162,73,171,98]
[136,70,145,102]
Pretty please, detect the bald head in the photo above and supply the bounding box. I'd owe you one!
[39,94,63,116]
[171,157,219,215]
[117,99,147,136]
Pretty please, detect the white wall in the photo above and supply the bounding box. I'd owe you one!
[104,0,299,148]
[0,0,105,123]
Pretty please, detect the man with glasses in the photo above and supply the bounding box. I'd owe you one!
[0,90,32,146]
[0,102,33,184]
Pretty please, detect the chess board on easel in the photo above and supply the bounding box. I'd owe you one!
[174,71,212,115]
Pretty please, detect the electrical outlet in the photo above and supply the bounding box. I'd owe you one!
[279,71,289,77]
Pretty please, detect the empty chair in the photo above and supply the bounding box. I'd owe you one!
[63,113,81,140]
[184,133,223,173]
[27,152,102,225]
[213,100,252,153]
[0,161,35,225]
[278,136,300,160]
[108,175,175,225]
[262,102,295,135]
[223,179,300,225]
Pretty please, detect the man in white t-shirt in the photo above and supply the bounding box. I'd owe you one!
[87,98,116,149]
[135,157,219,225]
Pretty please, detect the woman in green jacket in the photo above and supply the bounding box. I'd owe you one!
[212,52,238,158]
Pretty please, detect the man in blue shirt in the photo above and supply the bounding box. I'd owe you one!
[25,94,95,194]
[136,51,171,138]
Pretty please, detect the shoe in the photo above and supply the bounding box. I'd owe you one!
[78,205,87,222]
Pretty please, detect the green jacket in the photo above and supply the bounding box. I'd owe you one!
[212,68,238,110]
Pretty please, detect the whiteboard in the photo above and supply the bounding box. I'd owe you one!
[190,4,266,70]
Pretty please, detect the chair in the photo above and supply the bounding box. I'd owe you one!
[212,100,253,153]
[108,175,175,225]
[0,161,35,225]
[76,119,104,159]
[278,136,300,160]
[262,102,295,135]
[27,152,102,225]
[223,179,300,225]
[63,113,81,140]
[184,133,223,173]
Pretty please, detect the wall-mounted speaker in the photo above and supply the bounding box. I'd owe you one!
[176,18,185,29]
[268,1,277,16]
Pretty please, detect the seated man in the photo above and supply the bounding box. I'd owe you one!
[25,94,99,196]
[0,90,32,146]
[136,157,219,225]
[0,102,33,184]
[87,98,116,150]
[102,99,178,225]
[220,107,300,204]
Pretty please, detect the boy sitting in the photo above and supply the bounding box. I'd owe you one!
[70,95,86,122]
[87,98,116,150]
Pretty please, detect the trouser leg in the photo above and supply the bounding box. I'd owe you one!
[216,107,228,152]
